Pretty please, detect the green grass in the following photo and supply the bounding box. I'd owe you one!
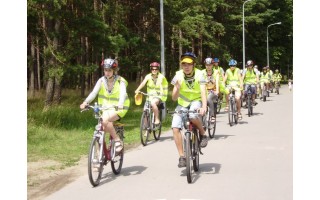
[27,82,176,168]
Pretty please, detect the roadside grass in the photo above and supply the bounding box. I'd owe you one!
[27,82,176,169]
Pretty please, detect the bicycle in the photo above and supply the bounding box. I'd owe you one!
[216,93,223,114]
[244,84,253,117]
[274,81,280,95]
[81,103,124,187]
[138,92,163,146]
[168,109,202,183]
[202,104,216,138]
[227,87,238,126]
[260,82,268,102]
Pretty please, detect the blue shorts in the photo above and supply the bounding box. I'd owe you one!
[171,101,202,129]
[244,84,256,95]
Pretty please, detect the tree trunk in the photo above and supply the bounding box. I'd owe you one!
[36,36,41,90]
[44,76,54,110]
[52,19,62,105]
[29,35,35,98]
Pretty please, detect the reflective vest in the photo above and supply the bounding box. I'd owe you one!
[273,73,282,81]
[176,68,203,107]
[98,76,130,111]
[146,73,168,102]
[213,66,224,82]
[201,69,217,91]
[260,72,270,83]
[226,68,240,86]
[243,69,257,84]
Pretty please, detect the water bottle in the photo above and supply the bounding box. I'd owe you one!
[94,102,99,113]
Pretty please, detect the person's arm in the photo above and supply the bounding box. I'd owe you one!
[80,78,102,109]
[135,75,149,94]
[238,70,243,89]
[200,84,207,115]
[118,80,127,109]
[223,70,228,84]
[171,74,180,101]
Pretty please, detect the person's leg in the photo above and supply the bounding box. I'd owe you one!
[171,106,186,167]
[151,98,160,124]
[102,111,123,151]
[207,92,215,121]
[235,90,242,119]
[189,101,208,147]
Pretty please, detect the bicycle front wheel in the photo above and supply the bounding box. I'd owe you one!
[247,95,252,117]
[88,136,103,187]
[140,111,150,146]
[111,130,124,174]
[208,109,216,138]
[192,131,200,172]
[228,98,234,127]
[153,111,162,140]
[185,131,193,183]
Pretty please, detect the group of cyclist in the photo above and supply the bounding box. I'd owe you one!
[80,52,283,168]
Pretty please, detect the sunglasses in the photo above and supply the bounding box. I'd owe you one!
[151,68,159,71]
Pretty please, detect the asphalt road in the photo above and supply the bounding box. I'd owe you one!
[46,85,293,200]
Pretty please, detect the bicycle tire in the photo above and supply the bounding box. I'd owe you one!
[228,98,233,127]
[192,130,200,172]
[185,131,192,183]
[111,130,124,175]
[233,99,238,124]
[247,95,252,117]
[88,136,103,187]
[208,109,216,138]
[140,111,150,146]
[153,110,162,140]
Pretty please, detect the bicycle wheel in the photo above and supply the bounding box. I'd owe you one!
[111,130,124,175]
[153,110,162,140]
[208,109,216,138]
[88,136,103,187]
[233,99,238,124]
[247,95,252,117]
[228,97,233,127]
[140,111,150,146]
[192,130,200,172]
[185,131,192,183]
[216,96,222,114]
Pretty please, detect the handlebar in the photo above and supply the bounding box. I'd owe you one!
[167,109,199,115]
[81,104,118,113]
[138,91,162,96]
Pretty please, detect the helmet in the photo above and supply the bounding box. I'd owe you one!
[254,65,258,69]
[102,58,118,70]
[228,59,237,66]
[213,58,219,63]
[263,66,267,70]
[150,62,160,69]
[275,69,279,72]
[246,60,254,66]
[204,57,213,65]
[180,52,197,64]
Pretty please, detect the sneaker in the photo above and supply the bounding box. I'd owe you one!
[254,101,258,106]
[114,140,123,152]
[178,156,186,168]
[200,135,208,148]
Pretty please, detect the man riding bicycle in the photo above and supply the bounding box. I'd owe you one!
[80,58,130,152]
[202,57,220,123]
[273,69,282,86]
[242,60,259,106]
[223,59,243,120]
[259,66,271,99]
[212,57,226,108]
[135,62,168,127]
[171,52,209,168]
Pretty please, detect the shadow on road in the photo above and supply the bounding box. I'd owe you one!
[212,134,235,140]
[97,165,147,186]
[180,163,222,183]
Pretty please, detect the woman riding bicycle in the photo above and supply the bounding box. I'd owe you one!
[171,52,209,168]
[80,58,130,152]
[223,59,243,120]
[242,60,259,106]
[135,62,168,127]
[202,57,220,123]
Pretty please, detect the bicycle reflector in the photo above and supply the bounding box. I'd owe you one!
[135,93,143,105]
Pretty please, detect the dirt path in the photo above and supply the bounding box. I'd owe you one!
[27,143,141,200]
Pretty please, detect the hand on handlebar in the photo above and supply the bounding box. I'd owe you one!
[80,102,89,110]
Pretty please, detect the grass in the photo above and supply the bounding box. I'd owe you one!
[27,82,176,168]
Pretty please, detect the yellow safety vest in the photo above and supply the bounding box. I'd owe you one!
[201,69,217,91]
[226,68,240,86]
[176,68,203,107]
[98,76,130,111]
[243,69,257,84]
[146,73,168,102]
[213,66,224,82]
[260,72,270,83]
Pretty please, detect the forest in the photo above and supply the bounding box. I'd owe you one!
[27,0,293,107]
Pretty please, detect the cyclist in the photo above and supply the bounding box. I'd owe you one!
[253,65,261,98]
[135,62,168,127]
[171,52,209,168]
[223,59,243,120]
[242,60,259,106]
[212,57,226,109]
[259,66,271,99]
[80,58,130,152]
[202,57,220,123]
[266,66,273,92]
[273,69,282,87]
